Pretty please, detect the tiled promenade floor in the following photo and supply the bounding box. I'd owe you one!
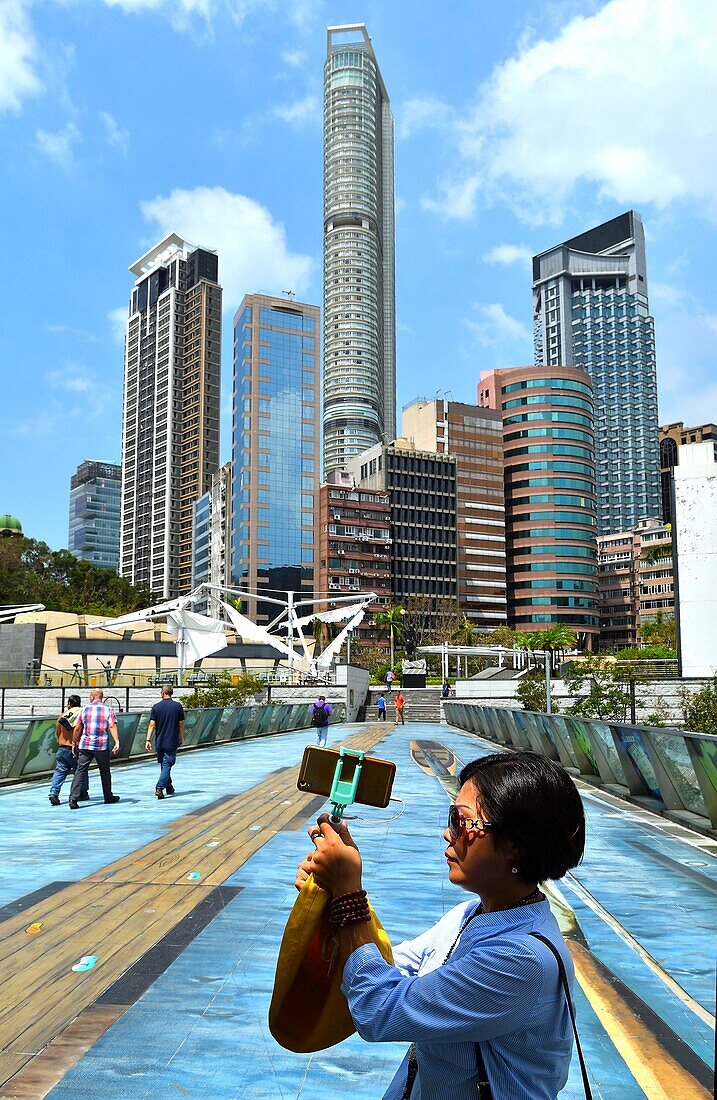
[0,722,714,1099]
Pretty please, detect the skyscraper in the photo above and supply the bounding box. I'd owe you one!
[402,399,507,629]
[323,23,396,475]
[231,294,320,624]
[120,234,222,599]
[479,366,599,649]
[532,211,660,535]
[68,460,121,571]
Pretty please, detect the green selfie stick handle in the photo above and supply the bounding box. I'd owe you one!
[329,747,364,824]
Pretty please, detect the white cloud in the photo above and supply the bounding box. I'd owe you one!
[46,364,95,395]
[398,95,452,140]
[272,93,319,125]
[100,110,130,154]
[425,0,717,224]
[465,303,532,347]
[421,175,481,221]
[99,0,322,32]
[483,244,533,269]
[35,122,80,166]
[0,0,40,114]
[140,186,313,307]
[108,307,128,343]
[282,47,307,68]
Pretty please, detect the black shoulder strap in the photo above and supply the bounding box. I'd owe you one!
[529,932,593,1099]
[472,933,592,1100]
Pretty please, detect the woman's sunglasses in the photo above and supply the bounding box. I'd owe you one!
[447,804,494,842]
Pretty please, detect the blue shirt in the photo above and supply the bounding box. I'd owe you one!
[149,698,185,751]
[341,898,573,1100]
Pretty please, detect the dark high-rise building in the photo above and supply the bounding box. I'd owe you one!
[402,399,507,630]
[348,440,458,611]
[532,212,660,535]
[120,234,222,599]
[323,24,396,475]
[231,294,320,624]
[68,461,121,571]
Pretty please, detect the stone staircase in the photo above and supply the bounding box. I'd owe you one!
[366,686,444,724]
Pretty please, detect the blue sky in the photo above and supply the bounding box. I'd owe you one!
[1,0,715,552]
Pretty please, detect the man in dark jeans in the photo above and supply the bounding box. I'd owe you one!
[69,688,121,809]
[145,684,185,799]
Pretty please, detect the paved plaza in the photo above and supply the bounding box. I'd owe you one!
[0,722,714,1098]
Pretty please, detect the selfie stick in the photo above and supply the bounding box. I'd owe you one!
[328,747,365,825]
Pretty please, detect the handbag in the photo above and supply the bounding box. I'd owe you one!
[269,873,393,1053]
[402,931,592,1099]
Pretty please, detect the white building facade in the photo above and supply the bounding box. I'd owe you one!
[673,442,717,678]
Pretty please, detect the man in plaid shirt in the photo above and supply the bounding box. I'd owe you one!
[69,688,121,809]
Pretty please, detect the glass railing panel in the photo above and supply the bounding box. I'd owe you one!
[643,729,707,817]
[18,719,58,778]
[611,726,662,799]
[0,720,31,779]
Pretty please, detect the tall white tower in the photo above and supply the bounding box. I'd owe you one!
[323,24,396,475]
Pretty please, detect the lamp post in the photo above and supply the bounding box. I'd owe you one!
[544,651,552,715]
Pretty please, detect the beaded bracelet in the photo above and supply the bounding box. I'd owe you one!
[330,889,371,928]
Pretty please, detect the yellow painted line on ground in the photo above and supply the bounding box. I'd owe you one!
[569,941,712,1100]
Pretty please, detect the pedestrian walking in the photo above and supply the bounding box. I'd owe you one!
[377,694,387,721]
[394,690,406,725]
[312,695,333,747]
[145,684,185,799]
[48,694,88,805]
[68,688,121,809]
[385,669,394,694]
[441,680,451,699]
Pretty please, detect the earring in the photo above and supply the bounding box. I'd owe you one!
[511,866,518,875]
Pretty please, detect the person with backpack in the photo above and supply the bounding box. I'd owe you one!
[312,695,333,746]
[48,694,88,805]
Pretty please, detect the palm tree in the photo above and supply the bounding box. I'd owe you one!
[537,625,577,672]
[374,605,405,669]
[514,631,539,670]
[452,615,475,677]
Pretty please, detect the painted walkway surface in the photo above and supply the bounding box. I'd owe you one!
[0,721,714,1099]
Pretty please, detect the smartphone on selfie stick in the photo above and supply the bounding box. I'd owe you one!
[297,745,396,827]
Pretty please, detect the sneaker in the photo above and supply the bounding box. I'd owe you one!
[155,788,165,800]
[48,794,60,806]
[104,795,120,805]
[165,785,175,796]
[69,800,79,810]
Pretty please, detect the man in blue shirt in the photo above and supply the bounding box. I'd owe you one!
[377,694,387,721]
[145,685,185,799]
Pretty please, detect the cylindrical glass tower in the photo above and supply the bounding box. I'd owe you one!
[323,24,395,476]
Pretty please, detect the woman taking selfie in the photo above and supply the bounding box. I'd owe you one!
[297,750,587,1100]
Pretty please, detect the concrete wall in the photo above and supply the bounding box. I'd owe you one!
[0,624,45,672]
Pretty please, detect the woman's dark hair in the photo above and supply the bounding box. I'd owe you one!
[67,694,81,708]
[459,751,585,882]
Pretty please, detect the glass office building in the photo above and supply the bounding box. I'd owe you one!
[323,24,396,475]
[231,295,320,624]
[68,461,121,571]
[532,212,660,536]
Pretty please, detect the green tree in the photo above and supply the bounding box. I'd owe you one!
[534,625,577,673]
[681,678,717,734]
[373,605,405,667]
[0,536,153,616]
[477,625,516,649]
[181,672,265,710]
[563,656,635,722]
[516,670,559,714]
[639,612,677,649]
[514,631,541,670]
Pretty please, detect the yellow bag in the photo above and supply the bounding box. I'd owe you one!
[269,873,393,1052]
